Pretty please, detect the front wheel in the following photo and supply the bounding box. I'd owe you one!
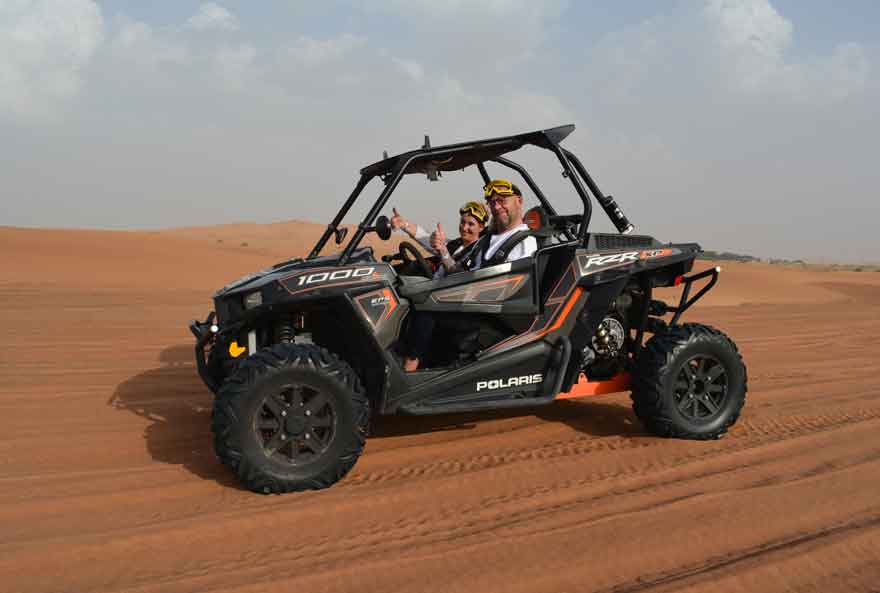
[631,323,747,440]
[211,343,369,493]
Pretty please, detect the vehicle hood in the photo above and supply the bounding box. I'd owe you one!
[213,248,375,298]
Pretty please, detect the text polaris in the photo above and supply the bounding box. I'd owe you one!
[477,374,543,391]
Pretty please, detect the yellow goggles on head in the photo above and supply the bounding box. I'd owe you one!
[483,179,519,199]
[459,201,489,224]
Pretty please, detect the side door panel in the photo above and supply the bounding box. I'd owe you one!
[400,258,537,315]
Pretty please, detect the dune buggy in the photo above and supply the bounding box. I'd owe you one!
[190,124,747,493]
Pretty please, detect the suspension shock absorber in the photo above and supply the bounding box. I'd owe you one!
[276,317,294,344]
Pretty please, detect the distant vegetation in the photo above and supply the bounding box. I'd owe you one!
[699,250,879,272]
[698,250,759,263]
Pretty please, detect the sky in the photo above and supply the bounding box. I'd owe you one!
[1,1,878,262]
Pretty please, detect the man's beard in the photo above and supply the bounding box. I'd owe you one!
[491,212,510,233]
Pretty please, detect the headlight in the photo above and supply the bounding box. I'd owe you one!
[244,291,262,309]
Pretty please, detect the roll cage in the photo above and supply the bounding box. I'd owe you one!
[307,124,635,265]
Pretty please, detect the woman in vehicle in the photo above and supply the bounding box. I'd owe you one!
[390,201,489,278]
[390,201,489,370]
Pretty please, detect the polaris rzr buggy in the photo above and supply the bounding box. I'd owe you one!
[190,124,747,494]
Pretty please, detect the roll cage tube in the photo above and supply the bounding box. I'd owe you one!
[563,149,634,235]
[490,156,557,217]
[549,143,593,241]
[341,151,560,265]
[477,162,491,185]
[339,141,534,265]
[335,126,634,262]
[339,154,414,265]
[309,174,372,259]
[485,157,576,242]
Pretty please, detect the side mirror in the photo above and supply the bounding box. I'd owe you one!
[375,215,392,241]
[334,227,349,245]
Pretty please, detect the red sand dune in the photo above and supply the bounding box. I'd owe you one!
[1,223,879,593]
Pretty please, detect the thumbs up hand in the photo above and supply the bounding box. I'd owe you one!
[390,207,406,231]
[430,222,448,256]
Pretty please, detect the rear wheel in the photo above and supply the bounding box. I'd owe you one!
[211,343,369,493]
[631,323,746,439]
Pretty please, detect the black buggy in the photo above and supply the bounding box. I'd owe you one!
[190,125,747,494]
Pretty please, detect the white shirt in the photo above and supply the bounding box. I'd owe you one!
[473,223,537,268]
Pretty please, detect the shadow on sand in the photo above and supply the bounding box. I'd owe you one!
[108,343,245,490]
[110,344,645,485]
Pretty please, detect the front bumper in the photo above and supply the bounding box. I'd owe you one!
[189,312,219,392]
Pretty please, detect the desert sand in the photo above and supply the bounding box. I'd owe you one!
[1,222,879,593]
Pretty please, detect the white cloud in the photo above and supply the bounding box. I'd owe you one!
[2,1,877,262]
[588,1,871,108]
[702,0,870,102]
[366,0,567,78]
[0,0,104,121]
[379,0,567,21]
[706,0,792,61]
[705,0,791,91]
[504,92,572,126]
[392,57,424,82]
[576,0,879,258]
[284,33,366,67]
[214,44,258,90]
[109,17,191,69]
[821,43,870,100]
[187,2,238,32]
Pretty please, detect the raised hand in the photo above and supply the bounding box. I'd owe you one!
[430,222,447,255]
[390,207,406,231]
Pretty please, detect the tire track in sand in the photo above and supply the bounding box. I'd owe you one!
[16,406,879,593]
[81,423,880,593]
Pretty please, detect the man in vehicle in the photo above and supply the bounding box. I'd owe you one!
[431,178,537,270]
[396,180,537,371]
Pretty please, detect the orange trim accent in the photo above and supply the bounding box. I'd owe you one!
[548,263,576,299]
[485,286,585,353]
[556,372,631,400]
[639,248,673,260]
[542,287,584,336]
[381,288,397,320]
[434,274,527,303]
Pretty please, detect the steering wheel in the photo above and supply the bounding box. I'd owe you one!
[398,241,434,278]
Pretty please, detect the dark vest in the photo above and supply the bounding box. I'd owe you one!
[461,230,533,271]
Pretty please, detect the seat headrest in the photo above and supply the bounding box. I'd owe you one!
[524,206,552,235]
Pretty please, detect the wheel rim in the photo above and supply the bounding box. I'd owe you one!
[673,355,728,422]
[254,383,337,465]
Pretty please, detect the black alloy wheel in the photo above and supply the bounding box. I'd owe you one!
[256,384,337,464]
[673,355,728,422]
